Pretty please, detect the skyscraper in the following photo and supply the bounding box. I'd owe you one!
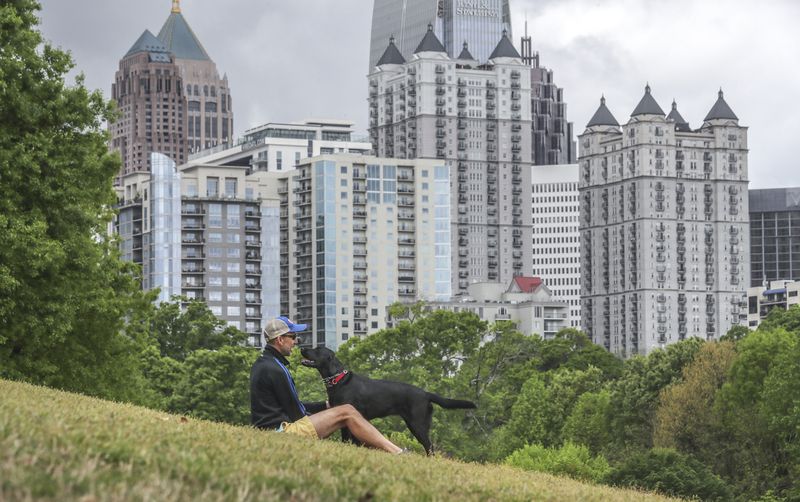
[369,0,512,70]
[110,0,233,177]
[748,187,800,286]
[369,28,533,295]
[579,87,749,356]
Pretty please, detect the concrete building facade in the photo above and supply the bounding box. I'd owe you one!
[748,187,800,287]
[110,1,232,177]
[579,86,749,356]
[423,276,569,338]
[746,280,800,329]
[277,155,451,349]
[531,164,581,327]
[369,28,533,295]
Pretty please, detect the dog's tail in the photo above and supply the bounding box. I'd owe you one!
[427,393,476,409]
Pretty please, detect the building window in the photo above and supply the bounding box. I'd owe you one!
[276,151,282,170]
[225,178,237,198]
[207,177,219,197]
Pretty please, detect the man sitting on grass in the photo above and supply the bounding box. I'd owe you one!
[250,316,404,454]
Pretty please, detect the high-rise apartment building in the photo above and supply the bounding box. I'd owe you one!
[369,0,512,69]
[278,155,451,349]
[115,152,451,349]
[115,153,280,347]
[369,28,533,295]
[579,86,749,356]
[748,187,800,286]
[111,0,233,177]
[189,120,372,171]
[531,164,581,327]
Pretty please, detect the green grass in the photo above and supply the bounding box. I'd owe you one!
[0,379,678,501]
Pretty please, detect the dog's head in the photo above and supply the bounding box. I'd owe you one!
[300,346,345,377]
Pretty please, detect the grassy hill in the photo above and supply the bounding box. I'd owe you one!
[0,379,677,501]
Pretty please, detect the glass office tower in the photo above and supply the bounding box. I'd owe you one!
[369,0,512,69]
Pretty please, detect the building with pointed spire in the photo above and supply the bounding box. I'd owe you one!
[369,27,533,295]
[578,86,749,356]
[520,25,575,166]
[369,0,512,70]
[110,0,233,177]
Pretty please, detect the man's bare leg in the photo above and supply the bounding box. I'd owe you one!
[307,404,403,453]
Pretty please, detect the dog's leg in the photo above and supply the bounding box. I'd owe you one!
[403,403,435,455]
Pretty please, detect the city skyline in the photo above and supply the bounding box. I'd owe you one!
[38,0,799,189]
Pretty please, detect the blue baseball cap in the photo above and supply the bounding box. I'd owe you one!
[264,316,308,340]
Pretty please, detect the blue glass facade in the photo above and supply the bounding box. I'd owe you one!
[369,0,512,69]
[149,152,182,303]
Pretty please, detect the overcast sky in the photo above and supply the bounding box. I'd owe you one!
[38,0,799,188]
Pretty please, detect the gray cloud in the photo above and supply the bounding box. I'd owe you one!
[38,0,799,188]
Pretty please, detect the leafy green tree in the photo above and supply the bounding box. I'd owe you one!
[505,442,611,483]
[715,327,798,499]
[169,346,259,425]
[720,324,750,342]
[150,297,247,361]
[606,338,705,455]
[489,366,605,460]
[0,0,150,400]
[562,389,613,456]
[604,448,733,501]
[538,328,623,379]
[758,304,800,334]
[653,341,736,473]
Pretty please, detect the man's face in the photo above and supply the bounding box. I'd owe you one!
[275,333,297,356]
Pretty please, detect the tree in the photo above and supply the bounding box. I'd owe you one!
[653,341,736,473]
[489,366,606,460]
[604,448,733,501]
[720,324,750,342]
[537,328,623,380]
[605,338,705,455]
[715,327,798,499]
[170,346,259,425]
[0,0,150,399]
[150,297,247,361]
[562,389,613,456]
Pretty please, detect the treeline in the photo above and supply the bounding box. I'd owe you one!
[312,303,799,502]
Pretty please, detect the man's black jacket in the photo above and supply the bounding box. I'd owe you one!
[250,346,325,430]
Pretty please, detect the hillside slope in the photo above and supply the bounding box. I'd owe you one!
[0,379,676,501]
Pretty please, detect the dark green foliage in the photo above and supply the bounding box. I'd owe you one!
[169,346,259,425]
[505,442,610,483]
[538,328,623,379]
[562,389,613,456]
[604,448,733,501]
[0,0,152,400]
[606,338,704,454]
[150,297,248,361]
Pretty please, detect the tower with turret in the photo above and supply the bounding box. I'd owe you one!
[110,0,233,177]
[578,86,749,356]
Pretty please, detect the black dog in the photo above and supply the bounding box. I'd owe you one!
[300,346,475,454]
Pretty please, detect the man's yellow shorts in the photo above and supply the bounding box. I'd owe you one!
[277,416,318,439]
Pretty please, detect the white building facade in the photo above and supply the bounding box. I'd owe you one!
[579,87,749,356]
[369,28,533,295]
[531,164,581,327]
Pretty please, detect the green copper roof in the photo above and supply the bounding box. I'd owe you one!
[125,30,171,62]
[157,11,210,61]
